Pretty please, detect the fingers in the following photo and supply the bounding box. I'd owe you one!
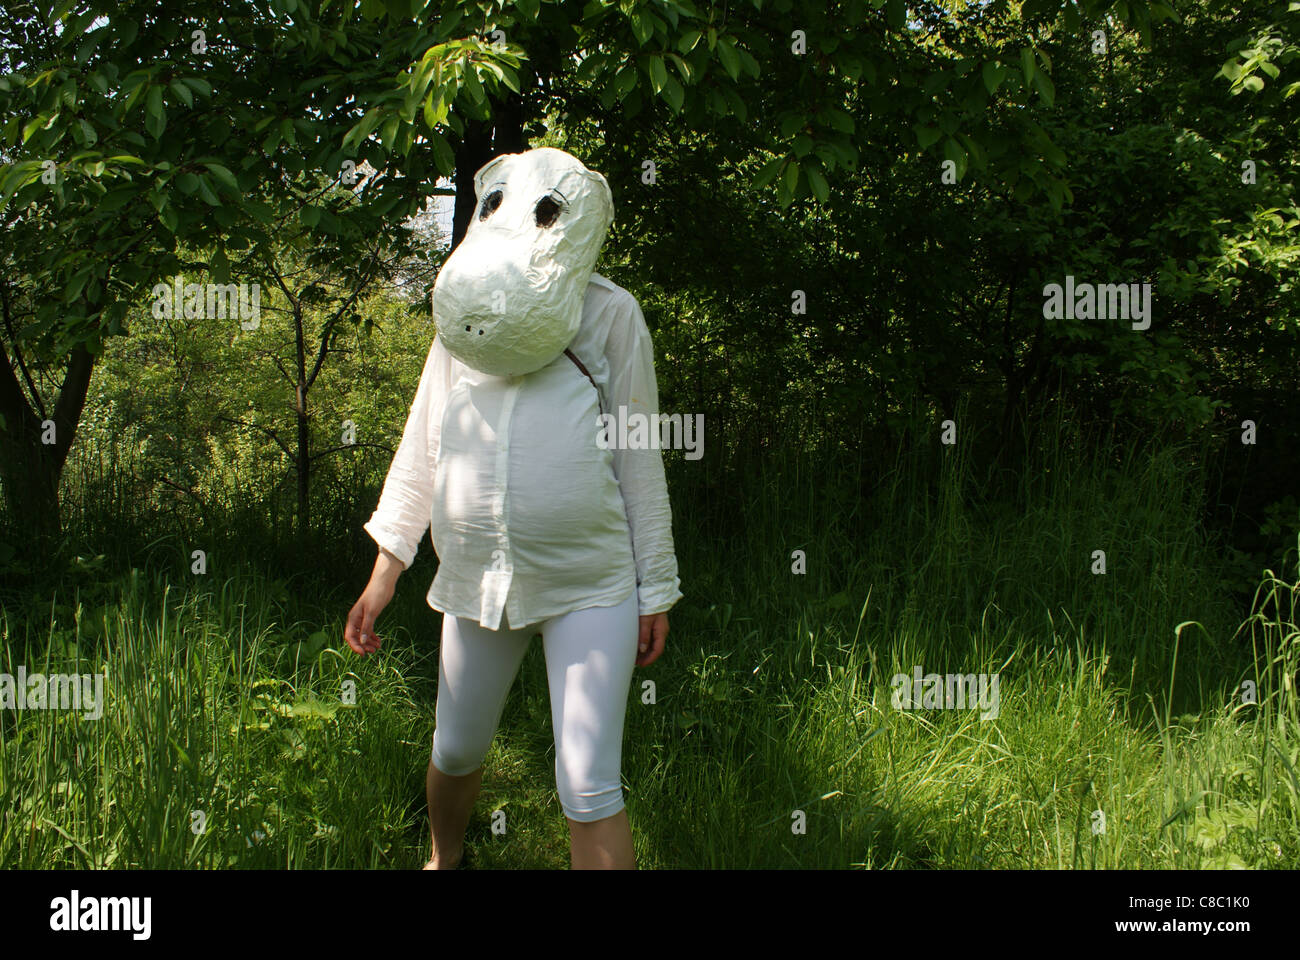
[344,603,364,654]
[359,608,381,654]
[636,613,668,667]
[648,616,668,662]
[345,599,382,656]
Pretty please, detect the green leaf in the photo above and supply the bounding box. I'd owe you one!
[96,186,137,211]
[780,159,799,203]
[422,90,448,129]
[956,132,985,169]
[677,29,702,54]
[1020,47,1036,88]
[203,162,239,191]
[806,165,829,204]
[211,244,229,283]
[169,79,193,107]
[823,107,854,133]
[661,74,684,113]
[22,114,50,143]
[716,36,741,80]
[66,267,94,302]
[668,52,692,83]
[145,85,165,138]
[982,61,1005,95]
[630,10,653,45]
[460,63,483,103]
[1032,68,1055,107]
[343,107,383,149]
[196,175,221,206]
[427,131,454,175]
[914,124,942,149]
[752,155,785,190]
[649,54,667,94]
[720,84,747,122]
[245,200,273,223]
[943,136,967,179]
[614,64,638,101]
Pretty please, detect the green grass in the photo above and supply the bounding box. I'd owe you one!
[1,405,1297,868]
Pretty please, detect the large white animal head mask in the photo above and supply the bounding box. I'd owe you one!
[431,147,614,376]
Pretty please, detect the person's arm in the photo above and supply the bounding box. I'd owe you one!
[602,292,684,618]
[362,335,452,570]
[347,337,450,656]
[370,546,406,589]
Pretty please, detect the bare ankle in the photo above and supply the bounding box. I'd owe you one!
[425,845,463,869]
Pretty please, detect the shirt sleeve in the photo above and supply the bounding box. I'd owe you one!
[603,292,684,616]
[363,334,451,570]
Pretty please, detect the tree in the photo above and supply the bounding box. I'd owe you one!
[0,0,512,548]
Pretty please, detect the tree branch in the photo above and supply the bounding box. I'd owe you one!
[309,440,395,462]
[216,414,296,461]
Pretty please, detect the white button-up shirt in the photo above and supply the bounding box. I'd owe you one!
[364,273,683,629]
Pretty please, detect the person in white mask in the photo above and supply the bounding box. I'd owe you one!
[345,146,683,870]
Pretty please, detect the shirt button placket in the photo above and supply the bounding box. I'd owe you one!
[493,380,521,628]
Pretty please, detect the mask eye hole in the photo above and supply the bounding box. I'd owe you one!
[534,195,562,228]
[478,190,503,221]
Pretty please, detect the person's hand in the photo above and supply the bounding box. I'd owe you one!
[345,578,395,655]
[636,612,668,667]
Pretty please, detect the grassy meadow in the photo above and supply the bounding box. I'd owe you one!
[2,391,1296,870]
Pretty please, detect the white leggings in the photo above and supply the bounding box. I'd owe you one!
[430,590,639,823]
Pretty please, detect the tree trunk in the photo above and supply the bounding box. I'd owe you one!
[0,339,95,551]
[292,300,310,541]
[449,94,527,251]
[451,116,495,251]
[296,380,309,540]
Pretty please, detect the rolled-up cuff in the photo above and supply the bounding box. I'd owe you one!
[637,580,683,617]
[363,519,417,570]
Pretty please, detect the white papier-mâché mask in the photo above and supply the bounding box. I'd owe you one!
[431,146,614,377]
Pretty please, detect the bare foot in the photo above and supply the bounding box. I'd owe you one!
[423,849,464,869]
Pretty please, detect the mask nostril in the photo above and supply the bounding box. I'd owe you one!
[465,325,471,331]
[478,329,484,335]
